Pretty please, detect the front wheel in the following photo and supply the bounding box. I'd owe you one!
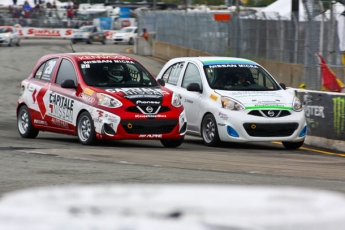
[77,111,97,145]
[282,140,304,150]
[17,105,39,138]
[102,37,106,45]
[86,37,93,44]
[16,38,20,46]
[201,114,220,147]
[128,37,134,45]
[160,137,184,148]
[8,39,12,47]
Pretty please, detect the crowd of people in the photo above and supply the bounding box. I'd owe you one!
[8,0,79,21]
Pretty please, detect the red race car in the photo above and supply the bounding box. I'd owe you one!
[17,53,187,147]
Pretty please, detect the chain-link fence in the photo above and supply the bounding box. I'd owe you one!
[136,1,345,90]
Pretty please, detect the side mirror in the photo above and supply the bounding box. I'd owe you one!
[187,83,202,93]
[279,83,286,90]
[61,79,77,89]
[157,79,165,86]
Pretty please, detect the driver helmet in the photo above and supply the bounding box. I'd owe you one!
[111,66,125,82]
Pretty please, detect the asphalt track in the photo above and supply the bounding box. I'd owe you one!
[1,39,345,196]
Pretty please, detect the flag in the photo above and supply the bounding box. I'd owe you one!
[318,54,342,92]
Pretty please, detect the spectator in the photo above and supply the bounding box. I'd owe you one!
[141,28,149,41]
[52,1,57,9]
[66,6,73,20]
[46,1,52,9]
[23,1,32,12]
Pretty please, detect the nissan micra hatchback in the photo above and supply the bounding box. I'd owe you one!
[156,57,307,149]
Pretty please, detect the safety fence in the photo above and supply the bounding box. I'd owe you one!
[136,1,345,91]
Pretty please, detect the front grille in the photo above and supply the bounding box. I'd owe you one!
[248,110,291,118]
[121,119,178,134]
[125,106,170,114]
[115,39,124,41]
[243,122,298,137]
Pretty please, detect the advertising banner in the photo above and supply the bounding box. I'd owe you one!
[296,91,345,140]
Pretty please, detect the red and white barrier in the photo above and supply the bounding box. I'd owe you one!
[14,24,116,39]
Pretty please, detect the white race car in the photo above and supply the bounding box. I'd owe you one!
[113,26,138,45]
[156,57,307,149]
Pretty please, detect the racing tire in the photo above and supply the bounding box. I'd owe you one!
[282,140,304,150]
[160,137,184,148]
[201,114,220,147]
[102,37,106,45]
[86,37,93,44]
[17,105,39,139]
[16,39,20,46]
[128,38,134,45]
[8,39,12,47]
[72,40,77,44]
[77,111,97,145]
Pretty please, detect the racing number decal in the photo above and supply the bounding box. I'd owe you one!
[44,60,56,75]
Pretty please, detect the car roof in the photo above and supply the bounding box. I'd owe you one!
[170,56,259,66]
[40,53,136,62]
[0,26,13,29]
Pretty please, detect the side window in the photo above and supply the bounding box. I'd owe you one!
[34,63,46,80]
[181,63,202,89]
[35,58,58,82]
[55,59,77,86]
[162,62,184,86]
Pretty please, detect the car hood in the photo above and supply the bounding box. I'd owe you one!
[103,86,170,106]
[214,90,295,109]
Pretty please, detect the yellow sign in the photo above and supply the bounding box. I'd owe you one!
[210,94,218,101]
[83,88,94,96]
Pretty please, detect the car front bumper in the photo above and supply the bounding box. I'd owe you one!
[215,109,307,143]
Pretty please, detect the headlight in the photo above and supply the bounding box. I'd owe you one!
[221,97,245,111]
[172,92,182,107]
[5,33,10,38]
[292,96,302,111]
[97,93,122,108]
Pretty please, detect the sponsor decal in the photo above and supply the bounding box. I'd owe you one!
[48,92,74,123]
[106,88,164,99]
[95,110,104,123]
[218,112,228,120]
[135,114,167,118]
[208,64,258,68]
[34,119,47,125]
[184,99,193,104]
[77,55,133,61]
[81,93,95,103]
[217,123,226,126]
[332,97,345,135]
[210,94,218,101]
[83,88,94,96]
[104,114,118,123]
[136,100,160,105]
[139,134,162,138]
[51,118,69,128]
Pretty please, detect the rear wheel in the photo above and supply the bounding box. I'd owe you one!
[160,137,184,148]
[17,105,39,138]
[102,37,106,45]
[8,39,12,47]
[77,111,97,145]
[201,114,220,147]
[282,140,304,150]
[16,38,20,46]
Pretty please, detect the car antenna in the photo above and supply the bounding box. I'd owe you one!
[70,43,76,53]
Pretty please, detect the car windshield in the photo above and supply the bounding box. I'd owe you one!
[119,28,135,33]
[0,28,10,33]
[79,26,93,32]
[204,64,281,91]
[79,61,158,87]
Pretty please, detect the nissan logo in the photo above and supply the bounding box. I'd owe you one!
[267,110,275,117]
[146,106,154,113]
